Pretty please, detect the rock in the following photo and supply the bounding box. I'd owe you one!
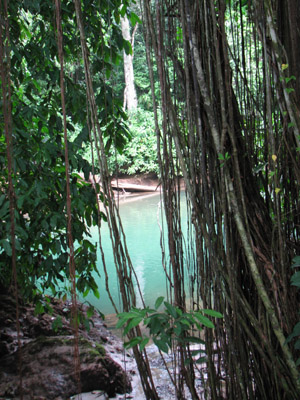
[0,335,131,399]
[0,292,132,400]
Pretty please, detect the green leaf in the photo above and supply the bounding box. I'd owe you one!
[292,256,300,268]
[34,301,44,315]
[105,67,112,79]
[93,287,100,299]
[139,337,149,351]
[155,296,164,310]
[124,336,142,349]
[116,318,128,330]
[148,315,163,335]
[123,39,132,55]
[179,318,191,327]
[52,316,62,332]
[202,309,223,318]
[285,88,295,94]
[291,271,300,288]
[130,12,142,26]
[285,75,296,83]
[153,337,169,353]
[83,317,91,332]
[86,307,94,319]
[0,239,12,256]
[0,194,5,208]
[286,322,300,343]
[164,301,178,318]
[194,312,215,328]
[174,324,182,336]
[294,339,300,350]
[196,357,207,364]
[190,349,206,356]
[183,336,205,344]
[124,316,143,335]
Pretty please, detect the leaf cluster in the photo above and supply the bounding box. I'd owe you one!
[116,296,222,363]
[0,0,135,305]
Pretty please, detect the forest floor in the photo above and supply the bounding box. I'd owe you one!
[0,288,204,400]
[1,174,198,400]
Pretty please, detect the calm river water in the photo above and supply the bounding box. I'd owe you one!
[81,192,188,315]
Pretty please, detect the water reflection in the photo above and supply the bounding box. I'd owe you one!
[82,192,187,315]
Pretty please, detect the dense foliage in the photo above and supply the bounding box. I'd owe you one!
[107,109,159,175]
[0,0,136,304]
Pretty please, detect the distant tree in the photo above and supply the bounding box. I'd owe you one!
[121,14,138,111]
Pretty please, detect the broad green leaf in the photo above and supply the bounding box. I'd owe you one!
[139,337,149,351]
[164,301,178,318]
[153,337,169,353]
[155,296,164,310]
[34,301,44,315]
[124,316,143,335]
[292,256,300,268]
[179,318,191,327]
[52,316,62,332]
[123,39,132,55]
[86,307,94,319]
[0,239,12,256]
[105,67,112,79]
[116,317,128,329]
[0,194,5,207]
[190,349,206,356]
[174,325,182,337]
[120,5,126,17]
[124,336,142,349]
[183,336,205,345]
[130,12,142,26]
[291,271,300,288]
[83,318,91,332]
[294,339,300,350]
[202,309,223,318]
[285,88,295,94]
[196,357,207,364]
[148,316,163,335]
[117,310,140,319]
[194,313,215,328]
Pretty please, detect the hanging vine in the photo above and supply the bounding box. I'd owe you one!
[54,0,81,392]
[142,0,300,398]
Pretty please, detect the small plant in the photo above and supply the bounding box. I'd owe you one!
[218,152,231,168]
[116,296,223,364]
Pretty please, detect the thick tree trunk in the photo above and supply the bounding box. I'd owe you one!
[121,15,137,111]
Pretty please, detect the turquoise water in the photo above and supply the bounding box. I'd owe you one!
[82,192,187,315]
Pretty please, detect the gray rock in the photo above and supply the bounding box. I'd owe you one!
[0,335,131,400]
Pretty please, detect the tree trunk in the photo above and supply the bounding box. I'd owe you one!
[121,15,137,111]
